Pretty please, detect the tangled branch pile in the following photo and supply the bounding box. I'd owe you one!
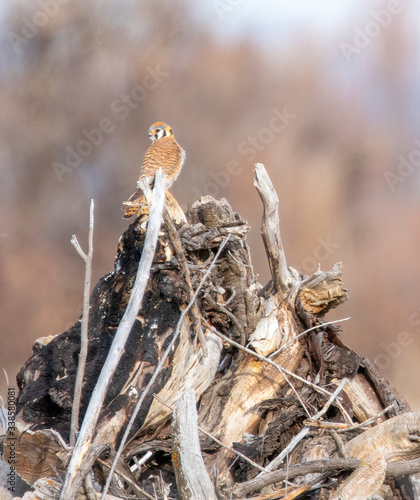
[1,164,419,500]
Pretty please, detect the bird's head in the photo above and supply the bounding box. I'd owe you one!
[148,122,173,142]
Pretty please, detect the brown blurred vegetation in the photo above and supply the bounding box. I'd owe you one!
[1,1,420,410]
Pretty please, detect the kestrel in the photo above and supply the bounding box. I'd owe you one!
[122,122,185,219]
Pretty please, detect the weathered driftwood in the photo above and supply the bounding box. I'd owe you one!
[330,448,387,500]
[253,162,293,299]
[171,390,217,499]
[230,456,420,498]
[345,411,420,462]
[1,163,418,499]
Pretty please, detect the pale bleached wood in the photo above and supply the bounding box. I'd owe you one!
[200,306,305,482]
[60,171,167,500]
[172,390,217,500]
[344,372,387,424]
[253,163,292,299]
[299,262,348,315]
[70,199,94,447]
[330,448,386,500]
[345,411,420,462]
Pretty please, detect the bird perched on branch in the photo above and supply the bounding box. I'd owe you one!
[122,122,185,219]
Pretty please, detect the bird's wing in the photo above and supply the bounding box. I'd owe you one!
[140,136,183,180]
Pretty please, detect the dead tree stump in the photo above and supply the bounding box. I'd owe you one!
[1,163,418,500]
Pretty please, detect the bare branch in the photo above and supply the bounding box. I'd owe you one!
[171,390,218,499]
[268,317,351,358]
[231,457,361,498]
[60,172,167,500]
[336,403,396,433]
[203,321,336,400]
[70,199,94,447]
[330,448,386,500]
[253,163,292,299]
[71,235,87,261]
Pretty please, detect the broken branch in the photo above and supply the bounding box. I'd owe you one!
[254,162,292,299]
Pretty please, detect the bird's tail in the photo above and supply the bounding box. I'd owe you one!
[121,183,146,219]
[122,203,140,220]
[121,192,148,219]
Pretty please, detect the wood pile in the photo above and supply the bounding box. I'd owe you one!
[1,164,419,500]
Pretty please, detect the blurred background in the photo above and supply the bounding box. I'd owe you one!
[1,0,420,410]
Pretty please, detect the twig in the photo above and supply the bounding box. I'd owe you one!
[2,368,9,386]
[231,457,363,498]
[336,403,396,433]
[203,321,336,400]
[205,295,246,346]
[70,199,94,447]
[101,235,231,499]
[199,426,268,475]
[303,421,349,429]
[253,163,292,299]
[130,450,153,473]
[60,171,167,500]
[312,378,348,421]
[71,236,87,260]
[268,317,351,358]
[153,394,269,475]
[329,429,346,457]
